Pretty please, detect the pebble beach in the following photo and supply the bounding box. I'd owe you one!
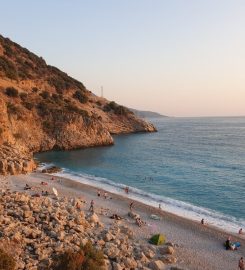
[1,172,244,270]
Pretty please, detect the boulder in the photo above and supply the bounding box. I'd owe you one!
[160,255,177,264]
[87,213,100,223]
[149,260,166,270]
[159,246,175,255]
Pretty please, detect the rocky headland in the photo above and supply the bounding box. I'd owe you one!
[0,34,156,175]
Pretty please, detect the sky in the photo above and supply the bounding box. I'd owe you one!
[0,0,245,117]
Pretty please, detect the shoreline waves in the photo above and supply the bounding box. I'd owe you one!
[45,166,245,235]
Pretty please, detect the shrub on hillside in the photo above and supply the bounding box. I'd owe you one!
[6,102,22,116]
[40,90,50,99]
[32,87,38,93]
[5,87,19,97]
[0,56,18,80]
[48,76,67,93]
[0,248,16,270]
[114,105,129,115]
[81,241,104,270]
[103,101,129,115]
[52,250,84,270]
[103,101,117,112]
[52,242,104,270]
[19,92,27,100]
[3,45,14,58]
[73,90,88,104]
[23,102,34,110]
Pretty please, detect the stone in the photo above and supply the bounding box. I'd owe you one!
[149,260,166,270]
[143,249,155,259]
[112,262,123,270]
[87,213,100,223]
[23,210,33,218]
[160,255,177,264]
[122,257,137,268]
[159,246,175,255]
[103,232,114,242]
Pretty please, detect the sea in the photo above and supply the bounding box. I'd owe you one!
[35,117,245,233]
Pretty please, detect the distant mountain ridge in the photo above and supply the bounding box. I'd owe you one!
[130,108,167,118]
[0,34,156,175]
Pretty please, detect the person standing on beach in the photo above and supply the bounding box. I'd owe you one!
[129,202,134,211]
[238,257,245,270]
[89,200,94,213]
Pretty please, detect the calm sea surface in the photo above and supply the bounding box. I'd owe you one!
[35,117,245,233]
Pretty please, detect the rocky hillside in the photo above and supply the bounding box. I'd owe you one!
[0,34,156,175]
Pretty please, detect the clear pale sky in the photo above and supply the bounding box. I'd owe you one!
[1,1,245,117]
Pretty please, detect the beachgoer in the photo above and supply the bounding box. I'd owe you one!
[24,184,31,190]
[225,237,231,250]
[104,192,108,199]
[129,202,134,211]
[41,190,49,196]
[76,202,81,209]
[136,217,142,227]
[239,257,245,270]
[201,218,204,225]
[159,203,161,210]
[239,228,243,234]
[97,190,101,197]
[89,200,94,212]
[110,214,122,220]
[41,181,48,186]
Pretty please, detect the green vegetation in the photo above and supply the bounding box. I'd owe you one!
[40,90,50,99]
[0,248,16,270]
[104,101,129,115]
[7,102,20,115]
[52,250,84,270]
[81,241,104,270]
[73,90,88,104]
[0,56,18,80]
[19,92,27,100]
[5,87,19,97]
[23,102,34,110]
[32,87,38,93]
[52,242,104,270]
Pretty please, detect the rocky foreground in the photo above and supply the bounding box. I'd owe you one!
[0,189,181,270]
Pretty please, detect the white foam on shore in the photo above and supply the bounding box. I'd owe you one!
[36,162,56,171]
[52,169,245,234]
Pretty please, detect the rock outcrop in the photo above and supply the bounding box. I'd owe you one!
[0,144,36,175]
[0,34,156,175]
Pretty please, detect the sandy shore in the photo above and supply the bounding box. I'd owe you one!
[1,172,244,270]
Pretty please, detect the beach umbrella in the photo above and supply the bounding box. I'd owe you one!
[149,234,166,245]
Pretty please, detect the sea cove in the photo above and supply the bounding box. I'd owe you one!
[36,117,245,234]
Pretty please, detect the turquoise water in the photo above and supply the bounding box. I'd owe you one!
[35,117,245,233]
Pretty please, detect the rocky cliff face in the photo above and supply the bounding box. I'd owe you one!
[0,34,156,175]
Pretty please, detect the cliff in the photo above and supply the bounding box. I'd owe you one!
[0,34,156,175]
